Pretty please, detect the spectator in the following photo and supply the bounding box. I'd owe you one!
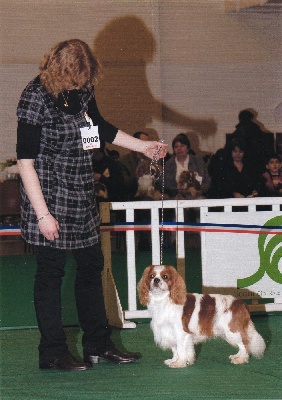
[260,153,282,196]
[164,133,210,199]
[219,138,260,198]
[228,109,274,175]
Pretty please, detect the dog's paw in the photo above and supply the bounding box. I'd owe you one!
[229,354,249,364]
[164,358,177,366]
[168,360,187,368]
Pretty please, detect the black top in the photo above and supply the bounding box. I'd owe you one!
[17,76,118,159]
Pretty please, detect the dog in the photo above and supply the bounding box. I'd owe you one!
[137,265,266,368]
[135,159,164,200]
[176,170,203,200]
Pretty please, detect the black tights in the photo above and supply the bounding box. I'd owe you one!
[34,244,112,362]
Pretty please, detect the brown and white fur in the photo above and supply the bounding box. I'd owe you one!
[137,265,266,368]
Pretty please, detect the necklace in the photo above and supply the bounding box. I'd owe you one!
[61,91,69,107]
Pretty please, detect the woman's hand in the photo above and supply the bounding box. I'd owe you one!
[143,141,167,160]
[17,159,60,241]
[38,213,60,241]
[112,130,167,159]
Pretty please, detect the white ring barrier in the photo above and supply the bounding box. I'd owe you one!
[100,198,282,328]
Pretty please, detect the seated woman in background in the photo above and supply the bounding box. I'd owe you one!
[164,133,210,199]
[217,138,260,198]
[260,153,282,196]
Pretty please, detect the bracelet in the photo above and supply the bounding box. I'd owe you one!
[36,212,50,222]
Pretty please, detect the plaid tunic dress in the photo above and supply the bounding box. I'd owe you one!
[17,78,117,249]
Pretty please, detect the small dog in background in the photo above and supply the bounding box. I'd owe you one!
[135,159,164,200]
[176,170,203,200]
[137,265,266,368]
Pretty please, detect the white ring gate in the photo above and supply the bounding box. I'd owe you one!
[100,197,282,328]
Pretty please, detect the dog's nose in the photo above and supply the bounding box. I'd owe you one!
[153,278,160,285]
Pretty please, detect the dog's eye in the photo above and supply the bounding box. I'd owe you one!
[162,275,168,280]
[149,274,155,280]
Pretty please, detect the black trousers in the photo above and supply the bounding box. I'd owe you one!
[34,243,113,363]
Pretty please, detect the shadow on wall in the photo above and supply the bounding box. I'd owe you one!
[92,15,217,153]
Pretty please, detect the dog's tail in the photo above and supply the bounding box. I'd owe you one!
[248,321,266,359]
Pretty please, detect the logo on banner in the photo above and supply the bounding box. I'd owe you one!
[237,215,282,288]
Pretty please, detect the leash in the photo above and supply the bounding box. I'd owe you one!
[150,142,165,265]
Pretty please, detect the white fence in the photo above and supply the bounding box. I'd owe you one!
[100,197,282,328]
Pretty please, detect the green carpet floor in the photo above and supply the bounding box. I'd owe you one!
[1,248,281,399]
[1,317,281,400]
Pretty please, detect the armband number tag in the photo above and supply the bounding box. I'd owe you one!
[80,125,100,150]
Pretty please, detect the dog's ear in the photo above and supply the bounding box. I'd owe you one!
[137,266,152,305]
[167,266,187,305]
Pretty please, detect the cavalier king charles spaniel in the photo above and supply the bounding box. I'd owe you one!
[137,265,265,368]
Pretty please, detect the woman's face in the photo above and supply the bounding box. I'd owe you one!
[232,146,244,162]
[173,141,189,160]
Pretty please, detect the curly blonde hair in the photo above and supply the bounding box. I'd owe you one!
[39,39,100,96]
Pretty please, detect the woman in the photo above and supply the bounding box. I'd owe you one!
[164,133,210,198]
[16,39,167,371]
[220,138,259,198]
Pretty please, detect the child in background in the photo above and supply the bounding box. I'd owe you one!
[261,153,282,196]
